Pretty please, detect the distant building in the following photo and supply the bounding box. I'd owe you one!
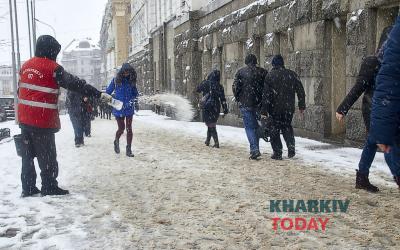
[100,0,131,89]
[0,65,13,97]
[61,38,102,90]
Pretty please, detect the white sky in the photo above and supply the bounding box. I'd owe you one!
[0,0,109,65]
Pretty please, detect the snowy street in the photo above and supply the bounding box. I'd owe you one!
[1,110,400,249]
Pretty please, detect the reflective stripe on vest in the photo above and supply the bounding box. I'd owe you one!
[19,99,58,110]
[19,82,60,94]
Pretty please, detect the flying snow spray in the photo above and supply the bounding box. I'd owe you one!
[142,93,195,122]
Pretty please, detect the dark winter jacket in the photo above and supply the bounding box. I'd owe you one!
[261,55,305,116]
[196,70,228,124]
[370,16,400,146]
[20,35,102,134]
[232,64,267,109]
[66,91,85,117]
[106,63,139,117]
[336,56,380,130]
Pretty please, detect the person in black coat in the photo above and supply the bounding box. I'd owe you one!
[233,54,267,159]
[196,70,228,148]
[261,55,306,160]
[336,26,392,193]
[82,96,93,137]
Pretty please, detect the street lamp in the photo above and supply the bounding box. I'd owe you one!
[35,18,56,38]
[8,0,18,124]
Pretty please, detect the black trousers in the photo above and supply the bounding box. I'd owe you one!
[83,114,91,136]
[270,113,295,156]
[21,130,59,192]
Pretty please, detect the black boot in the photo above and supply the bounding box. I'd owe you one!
[271,152,283,160]
[114,139,120,154]
[211,128,219,148]
[126,145,134,157]
[21,186,41,198]
[355,170,379,193]
[288,150,295,158]
[205,128,211,146]
[41,186,69,196]
[249,151,261,160]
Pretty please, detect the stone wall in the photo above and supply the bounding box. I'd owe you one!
[131,0,400,143]
[129,41,154,95]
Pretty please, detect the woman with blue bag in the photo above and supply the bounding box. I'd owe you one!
[196,70,228,148]
[106,63,139,157]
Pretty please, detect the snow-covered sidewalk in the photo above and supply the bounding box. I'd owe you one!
[0,110,399,249]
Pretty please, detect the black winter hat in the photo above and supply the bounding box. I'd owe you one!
[245,54,258,66]
[272,54,284,67]
[35,35,61,61]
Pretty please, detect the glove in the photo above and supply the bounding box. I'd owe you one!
[100,93,112,103]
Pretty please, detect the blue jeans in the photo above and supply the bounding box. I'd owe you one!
[385,144,400,177]
[240,107,259,154]
[358,135,377,175]
[69,113,84,145]
[359,135,400,177]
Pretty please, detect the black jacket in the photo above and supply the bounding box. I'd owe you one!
[233,65,267,109]
[20,35,101,133]
[336,56,380,129]
[261,66,306,116]
[66,91,85,117]
[197,70,228,124]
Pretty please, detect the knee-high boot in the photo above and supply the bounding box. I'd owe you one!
[205,128,211,146]
[211,127,219,148]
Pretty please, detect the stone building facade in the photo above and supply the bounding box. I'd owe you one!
[128,0,209,94]
[61,38,102,90]
[100,0,131,89]
[0,65,13,97]
[129,0,400,143]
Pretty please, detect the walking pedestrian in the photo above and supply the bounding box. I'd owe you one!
[261,55,306,160]
[106,63,139,157]
[66,90,85,147]
[83,97,92,137]
[369,16,400,189]
[99,100,105,119]
[196,70,228,148]
[336,26,392,192]
[233,54,267,160]
[17,35,112,197]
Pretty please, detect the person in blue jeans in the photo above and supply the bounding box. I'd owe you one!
[336,26,392,192]
[240,106,260,158]
[233,54,267,160]
[66,90,86,147]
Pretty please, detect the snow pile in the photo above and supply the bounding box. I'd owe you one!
[0,118,134,249]
[199,0,276,34]
[246,38,254,49]
[265,33,274,46]
[334,17,341,30]
[348,9,364,24]
[142,93,195,122]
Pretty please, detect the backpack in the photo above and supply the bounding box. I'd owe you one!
[200,81,215,110]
